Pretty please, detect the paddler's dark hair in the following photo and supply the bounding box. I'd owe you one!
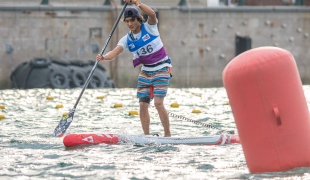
[123,16,145,24]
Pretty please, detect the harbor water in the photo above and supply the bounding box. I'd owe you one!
[1,87,310,179]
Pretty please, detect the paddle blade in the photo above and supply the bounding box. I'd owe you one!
[53,108,75,137]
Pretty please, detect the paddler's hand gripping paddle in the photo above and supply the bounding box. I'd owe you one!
[53,3,128,137]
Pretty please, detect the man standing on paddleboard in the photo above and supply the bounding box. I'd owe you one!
[96,0,172,137]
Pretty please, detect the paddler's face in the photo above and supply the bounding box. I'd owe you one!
[124,17,140,33]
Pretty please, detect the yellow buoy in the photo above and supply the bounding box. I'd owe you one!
[0,114,5,120]
[114,103,123,108]
[46,96,54,101]
[194,93,202,97]
[55,104,64,109]
[129,110,139,116]
[192,109,201,113]
[171,102,179,108]
[97,95,104,99]
[0,105,5,109]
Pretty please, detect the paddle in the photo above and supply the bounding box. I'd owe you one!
[53,3,128,137]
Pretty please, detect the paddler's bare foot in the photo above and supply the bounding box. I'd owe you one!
[164,133,171,137]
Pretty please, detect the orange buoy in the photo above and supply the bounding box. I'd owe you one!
[223,47,310,173]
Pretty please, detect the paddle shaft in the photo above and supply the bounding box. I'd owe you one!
[73,3,128,109]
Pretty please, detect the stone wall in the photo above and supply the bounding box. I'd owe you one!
[0,2,309,88]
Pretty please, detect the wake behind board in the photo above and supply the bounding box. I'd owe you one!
[63,133,240,147]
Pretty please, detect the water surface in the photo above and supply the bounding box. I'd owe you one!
[1,87,310,179]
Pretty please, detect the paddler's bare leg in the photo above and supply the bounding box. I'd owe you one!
[139,101,150,135]
[154,98,171,137]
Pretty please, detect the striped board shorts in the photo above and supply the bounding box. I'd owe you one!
[137,67,171,99]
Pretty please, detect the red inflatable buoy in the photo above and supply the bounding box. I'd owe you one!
[223,47,310,173]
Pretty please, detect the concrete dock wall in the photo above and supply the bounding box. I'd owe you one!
[0,2,309,88]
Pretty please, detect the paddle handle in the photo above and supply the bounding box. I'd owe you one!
[73,3,128,109]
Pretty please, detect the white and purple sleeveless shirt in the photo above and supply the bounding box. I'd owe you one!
[126,23,171,71]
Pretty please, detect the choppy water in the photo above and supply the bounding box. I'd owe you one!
[1,87,310,179]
